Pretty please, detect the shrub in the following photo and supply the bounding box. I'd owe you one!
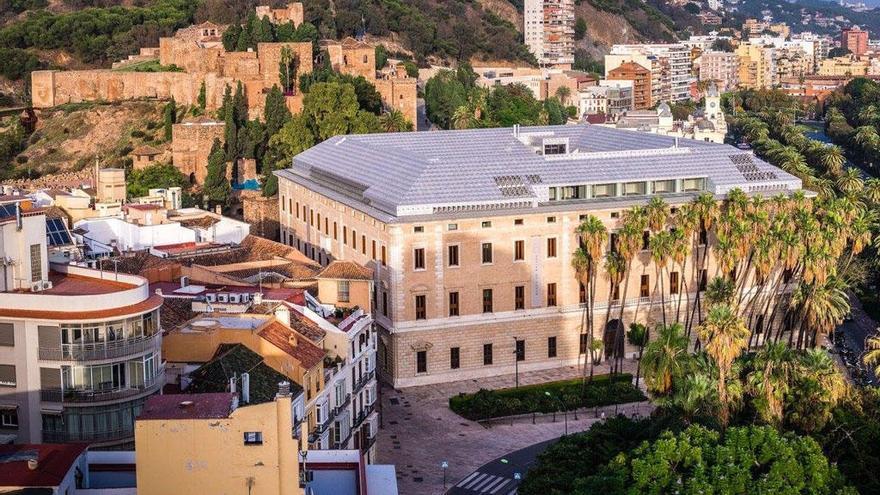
[449,374,644,421]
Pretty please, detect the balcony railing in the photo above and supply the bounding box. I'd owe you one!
[42,427,134,444]
[353,370,375,393]
[352,403,375,429]
[332,393,351,417]
[41,368,164,404]
[361,434,377,453]
[39,332,161,361]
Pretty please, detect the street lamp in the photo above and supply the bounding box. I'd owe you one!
[441,460,449,489]
[544,391,568,435]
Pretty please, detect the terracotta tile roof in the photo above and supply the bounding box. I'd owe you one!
[177,235,319,274]
[223,262,319,282]
[125,203,162,211]
[0,443,88,488]
[131,145,161,156]
[97,251,179,275]
[287,308,327,343]
[159,297,198,331]
[138,393,236,421]
[316,260,373,281]
[258,321,325,370]
[0,294,163,320]
[178,216,220,229]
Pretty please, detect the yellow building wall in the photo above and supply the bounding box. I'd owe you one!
[135,396,301,495]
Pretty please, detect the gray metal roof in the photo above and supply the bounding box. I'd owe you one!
[276,124,801,218]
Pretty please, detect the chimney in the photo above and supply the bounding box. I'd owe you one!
[277,381,291,398]
[215,205,222,215]
[674,137,679,148]
[513,124,520,138]
[242,373,250,404]
[229,376,237,395]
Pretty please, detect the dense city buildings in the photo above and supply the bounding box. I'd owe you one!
[735,42,777,89]
[698,51,740,92]
[841,25,870,57]
[276,124,800,387]
[524,0,576,68]
[0,198,163,447]
[606,44,692,103]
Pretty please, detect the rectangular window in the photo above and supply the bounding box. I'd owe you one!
[310,210,314,227]
[448,292,459,317]
[682,178,706,192]
[547,283,557,307]
[0,323,13,347]
[579,282,586,304]
[515,340,525,362]
[481,221,492,228]
[414,226,424,233]
[333,222,338,240]
[243,432,263,445]
[361,235,366,255]
[699,227,708,245]
[416,351,427,373]
[653,179,675,193]
[699,269,708,291]
[413,248,425,270]
[338,281,350,303]
[592,183,615,198]
[610,232,619,253]
[515,286,525,310]
[503,239,519,263]
[514,218,524,226]
[0,409,17,428]
[295,202,300,219]
[447,223,458,231]
[580,334,588,354]
[623,181,646,196]
[343,226,348,244]
[483,344,493,365]
[546,216,556,223]
[548,336,557,358]
[381,246,387,266]
[415,295,426,320]
[352,230,357,249]
[642,231,650,250]
[448,245,459,267]
[482,289,493,313]
[372,240,376,260]
[382,292,388,316]
[547,238,557,258]
[481,243,493,264]
[30,244,41,282]
[302,205,307,220]
[670,272,679,295]
[640,275,650,298]
[450,347,460,369]
[0,365,14,387]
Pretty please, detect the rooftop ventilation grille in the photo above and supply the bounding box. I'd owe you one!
[730,154,777,182]
[493,176,532,197]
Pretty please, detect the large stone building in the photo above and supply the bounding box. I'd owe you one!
[0,198,163,446]
[699,51,739,92]
[275,124,801,387]
[524,0,576,68]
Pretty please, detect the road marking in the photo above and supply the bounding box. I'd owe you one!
[455,472,480,487]
[481,477,507,493]
[463,473,488,490]
[472,474,498,491]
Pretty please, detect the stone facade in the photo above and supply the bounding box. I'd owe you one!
[171,118,225,184]
[277,177,784,388]
[324,38,419,127]
[241,190,280,240]
[255,3,304,26]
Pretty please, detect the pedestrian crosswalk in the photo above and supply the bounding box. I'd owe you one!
[453,471,518,494]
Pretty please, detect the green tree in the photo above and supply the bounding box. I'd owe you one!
[197,81,207,112]
[699,303,750,427]
[378,109,413,132]
[162,97,177,142]
[263,114,315,196]
[574,17,587,40]
[626,323,648,387]
[264,85,292,137]
[375,44,388,70]
[579,425,856,494]
[203,138,231,206]
[424,68,472,129]
[302,81,360,141]
[641,323,690,395]
[126,162,189,198]
[279,46,300,93]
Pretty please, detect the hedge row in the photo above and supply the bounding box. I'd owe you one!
[449,374,645,421]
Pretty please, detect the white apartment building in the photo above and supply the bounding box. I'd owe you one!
[0,199,163,447]
[578,80,634,117]
[607,44,693,102]
[524,0,575,67]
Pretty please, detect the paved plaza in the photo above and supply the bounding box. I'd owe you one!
[376,362,653,495]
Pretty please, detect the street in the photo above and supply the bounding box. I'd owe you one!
[445,439,558,495]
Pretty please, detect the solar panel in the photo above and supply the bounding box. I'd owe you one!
[730,154,777,182]
[0,203,17,219]
[46,218,72,246]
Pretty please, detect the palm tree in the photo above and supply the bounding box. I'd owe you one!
[863,178,880,204]
[626,322,648,387]
[791,277,850,349]
[746,342,792,427]
[698,303,750,427]
[688,193,719,337]
[705,276,735,306]
[573,215,608,382]
[836,168,864,197]
[378,109,413,132]
[818,145,846,176]
[451,105,475,130]
[658,372,717,424]
[554,86,572,106]
[641,323,690,395]
[649,231,674,327]
[863,335,880,378]
[853,125,880,150]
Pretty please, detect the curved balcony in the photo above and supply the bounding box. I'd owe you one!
[41,366,165,405]
[39,332,162,362]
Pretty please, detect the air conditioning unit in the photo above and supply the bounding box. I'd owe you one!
[241,294,250,303]
[229,294,241,304]
[218,293,229,303]
[41,280,53,290]
[206,293,217,302]
[30,282,42,292]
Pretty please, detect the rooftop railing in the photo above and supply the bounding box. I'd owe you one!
[39,332,161,362]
